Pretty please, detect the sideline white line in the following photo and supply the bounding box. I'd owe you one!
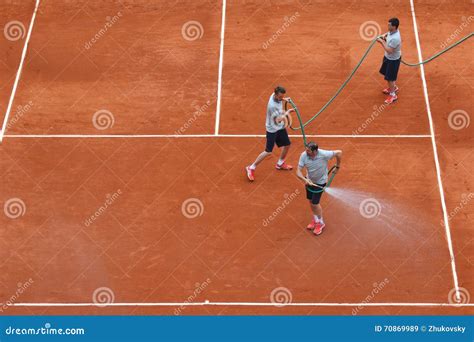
[214,0,227,135]
[3,134,431,139]
[0,0,41,142]
[409,0,460,300]
[7,302,473,307]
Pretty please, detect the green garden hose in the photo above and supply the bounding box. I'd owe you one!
[285,32,472,193]
[289,32,473,131]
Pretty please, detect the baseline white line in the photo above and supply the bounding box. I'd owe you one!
[409,0,460,300]
[0,0,41,142]
[7,302,473,307]
[3,134,431,138]
[214,0,227,135]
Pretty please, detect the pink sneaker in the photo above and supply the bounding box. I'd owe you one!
[384,94,398,104]
[306,219,316,230]
[313,222,326,235]
[245,166,255,181]
[275,162,293,170]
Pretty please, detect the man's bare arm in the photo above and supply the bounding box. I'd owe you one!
[332,150,342,172]
[297,166,316,186]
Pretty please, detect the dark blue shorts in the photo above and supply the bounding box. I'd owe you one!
[265,129,291,152]
[306,183,326,205]
[379,56,401,81]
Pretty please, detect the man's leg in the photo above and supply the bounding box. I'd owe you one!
[306,200,316,229]
[388,80,396,94]
[279,145,290,160]
[311,203,323,223]
[275,129,292,170]
[385,78,398,104]
[306,187,317,229]
[246,150,271,181]
[384,59,400,104]
[306,200,323,229]
[252,131,275,169]
[250,151,271,169]
[246,132,275,181]
[311,203,326,235]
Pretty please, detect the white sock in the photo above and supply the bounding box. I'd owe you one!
[249,164,256,170]
[390,91,396,96]
[313,215,320,223]
[277,159,285,166]
[319,216,324,224]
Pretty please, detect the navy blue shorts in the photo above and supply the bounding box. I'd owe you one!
[306,183,326,205]
[265,129,291,152]
[379,56,401,81]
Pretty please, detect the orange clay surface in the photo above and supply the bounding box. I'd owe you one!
[0,0,472,315]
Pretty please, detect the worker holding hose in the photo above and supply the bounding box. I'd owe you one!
[296,142,342,236]
[245,86,294,181]
[377,17,402,104]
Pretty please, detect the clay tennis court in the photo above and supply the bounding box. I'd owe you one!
[0,0,472,315]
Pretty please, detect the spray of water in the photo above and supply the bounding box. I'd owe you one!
[324,187,425,239]
[324,187,372,211]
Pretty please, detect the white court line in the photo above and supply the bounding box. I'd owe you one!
[214,0,227,135]
[7,302,473,307]
[409,0,460,300]
[3,134,431,138]
[0,0,41,143]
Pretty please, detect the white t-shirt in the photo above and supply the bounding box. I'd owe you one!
[385,30,402,60]
[265,94,285,133]
[298,149,335,184]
